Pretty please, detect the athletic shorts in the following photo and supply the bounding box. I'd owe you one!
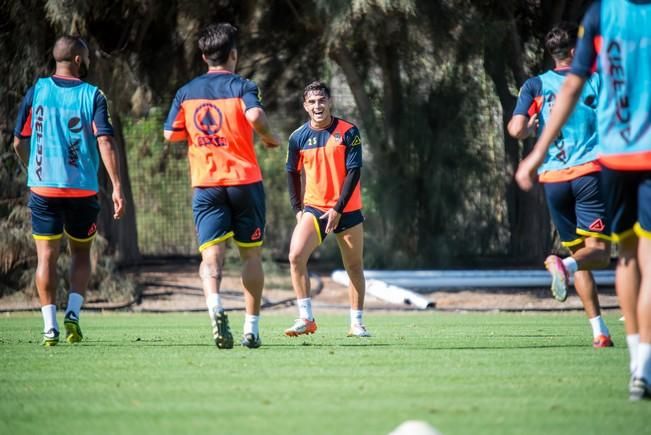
[28,191,100,242]
[600,167,651,242]
[303,205,364,244]
[192,182,266,252]
[542,172,610,248]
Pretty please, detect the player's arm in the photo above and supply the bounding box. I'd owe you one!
[515,3,599,191]
[13,137,29,167]
[12,85,35,168]
[245,108,280,148]
[97,136,125,219]
[241,79,280,148]
[286,134,304,221]
[93,90,125,219]
[507,78,541,140]
[163,91,188,142]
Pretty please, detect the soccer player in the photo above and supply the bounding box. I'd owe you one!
[515,0,651,400]
[164,23,280,349]
[508,23,613,348]
[284,81,370,338]
[13,35,125,346]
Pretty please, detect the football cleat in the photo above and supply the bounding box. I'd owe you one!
[284,318,317,337]
[240,333,262,349]
[42,328,60,346]
[592,334,614,348]
[629,377,651,401]
[211,310,234,349]
[347,324,372,337]
[64,311,83,343]
[545,255,569,302]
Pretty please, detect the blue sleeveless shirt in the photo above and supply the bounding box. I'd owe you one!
[537,71,600,174]
[596,0,651,156]
[28,77,100,191]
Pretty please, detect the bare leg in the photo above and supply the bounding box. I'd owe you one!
[570,237,609,319]
[336,223,365,311]
[68,238,93,297]
[199,243,227,299]
[618,235,640,336]
[238,245,264,316]
[637,235,651,343]
[34,239,61,306]
[288,213,321,300]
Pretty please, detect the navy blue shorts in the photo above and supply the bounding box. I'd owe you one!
[543,172,610,248]
[304,206,364,244]
[192,182,266,252]
[600,167,651,242]
[28,192,100,242]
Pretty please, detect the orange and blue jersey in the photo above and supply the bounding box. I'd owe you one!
[572,0,651,170]
[13,75,113,198]
[513,69,601,183]
[286,117,362,212]
[164,71,263,187]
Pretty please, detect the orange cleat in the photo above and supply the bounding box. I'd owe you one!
[593,334,614,348]
[284,318,317,337]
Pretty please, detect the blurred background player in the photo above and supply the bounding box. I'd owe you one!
[516,0,651,400]
[13,35,125,346]
[284,81,370,338]
[164,23,280,349]
[508,23,613,348]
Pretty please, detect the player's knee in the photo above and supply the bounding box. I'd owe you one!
[288,249,307,267]
[199,261,222,281]
[345,259,364,277]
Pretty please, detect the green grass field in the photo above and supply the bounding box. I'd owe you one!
[0,312,648,435]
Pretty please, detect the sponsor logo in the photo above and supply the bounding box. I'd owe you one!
[193,103,228,147]
[67,116,82,167]
[589,218,605,232]
[350,135,361,146]
[34,106,45,181]
[607,41,631,144]
[87,223,97,236]
[251,228,262,241]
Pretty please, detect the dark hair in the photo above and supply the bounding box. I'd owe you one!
[303,81,331,101]
[198,23,238,66]
[52,35,88,62]
[545,22,578,61]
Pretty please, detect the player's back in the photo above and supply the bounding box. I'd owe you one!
[166,71,262,187]
[596,0,651,165]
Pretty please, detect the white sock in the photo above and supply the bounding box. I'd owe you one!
[244,314,260,336]
[41,304,58,332]
[588,315,609,338]
[562,257,578,275]
[627,334,640,376]
[297,297,314,321]
[66,292,84,317]
[350,309,363,326]
[636,342,651,381]
[206,293,223,317]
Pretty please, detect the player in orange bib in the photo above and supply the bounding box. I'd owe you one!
[164,23,280,349]
[284,81,370,338]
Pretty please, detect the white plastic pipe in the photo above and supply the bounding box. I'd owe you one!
[331,272,435,309]
[331,269,615,292]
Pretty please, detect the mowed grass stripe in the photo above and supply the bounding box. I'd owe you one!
[0,312,646,435]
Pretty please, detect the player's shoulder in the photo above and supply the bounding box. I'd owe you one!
[289,122,310,144]
[520,76,543,95]
[334,117,358,134]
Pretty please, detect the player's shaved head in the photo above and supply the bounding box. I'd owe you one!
[303,81,330,101]
[53,35,88,63]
